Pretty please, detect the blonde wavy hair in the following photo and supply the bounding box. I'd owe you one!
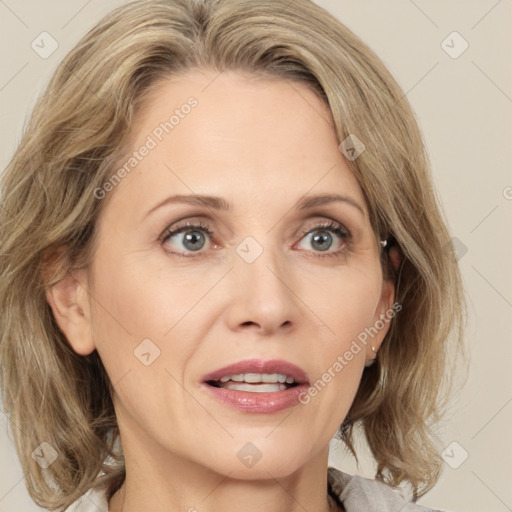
[0,0,467,509]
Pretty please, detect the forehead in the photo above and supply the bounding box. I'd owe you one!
[104,69,367,219]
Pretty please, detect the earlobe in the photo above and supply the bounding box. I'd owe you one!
[45,270,96,356]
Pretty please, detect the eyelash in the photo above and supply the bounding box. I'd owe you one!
[159,220,352,259]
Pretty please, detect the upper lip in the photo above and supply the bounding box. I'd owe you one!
[202,359,309,385]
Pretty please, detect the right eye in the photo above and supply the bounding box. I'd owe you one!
[160,221,215,257]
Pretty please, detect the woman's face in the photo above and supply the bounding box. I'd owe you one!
[66,70,394,478]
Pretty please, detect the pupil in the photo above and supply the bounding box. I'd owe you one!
[184,231,205,251]
[311,230,332,251]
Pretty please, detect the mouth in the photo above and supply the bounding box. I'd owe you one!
[201,359,310,413]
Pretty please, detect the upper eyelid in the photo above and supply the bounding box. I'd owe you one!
[162,211,355,233]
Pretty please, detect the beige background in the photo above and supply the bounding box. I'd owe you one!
[1,1,511,511]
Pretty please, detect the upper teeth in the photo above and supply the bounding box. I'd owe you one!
[219,373,295,384]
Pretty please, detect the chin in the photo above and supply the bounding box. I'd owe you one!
[200,445,311,481]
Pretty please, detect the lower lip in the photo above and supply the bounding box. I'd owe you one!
[202,382,310,414]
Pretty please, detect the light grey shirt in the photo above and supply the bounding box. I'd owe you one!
[327,466,444,511]
[66,466,444,511]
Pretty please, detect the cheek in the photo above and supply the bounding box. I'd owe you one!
[298,273,378,430]
[89,244,195,336]
[306,263,382,343]
[86,248,189,381]
[299,266,381,401]
[87,254,198,429]
[86,246,229,399]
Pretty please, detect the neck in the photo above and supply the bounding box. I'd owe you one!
[108,430,339,512]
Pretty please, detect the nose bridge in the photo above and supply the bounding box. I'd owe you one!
[235,233,288,287]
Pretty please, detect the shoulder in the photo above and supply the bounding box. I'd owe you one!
[328,466,445,512]
[66,484,109,512]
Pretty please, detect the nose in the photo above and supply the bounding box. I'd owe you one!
[224,238,300,336]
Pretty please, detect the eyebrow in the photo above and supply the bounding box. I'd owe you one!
[144,193,365,218]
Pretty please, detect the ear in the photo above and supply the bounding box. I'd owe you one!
[45,270,96,356]
[364,276,395,366]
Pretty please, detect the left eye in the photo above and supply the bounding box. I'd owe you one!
[160,220,350,257]
[297,222,349,254]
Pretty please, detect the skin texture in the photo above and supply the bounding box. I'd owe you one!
[46,70,394,512]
